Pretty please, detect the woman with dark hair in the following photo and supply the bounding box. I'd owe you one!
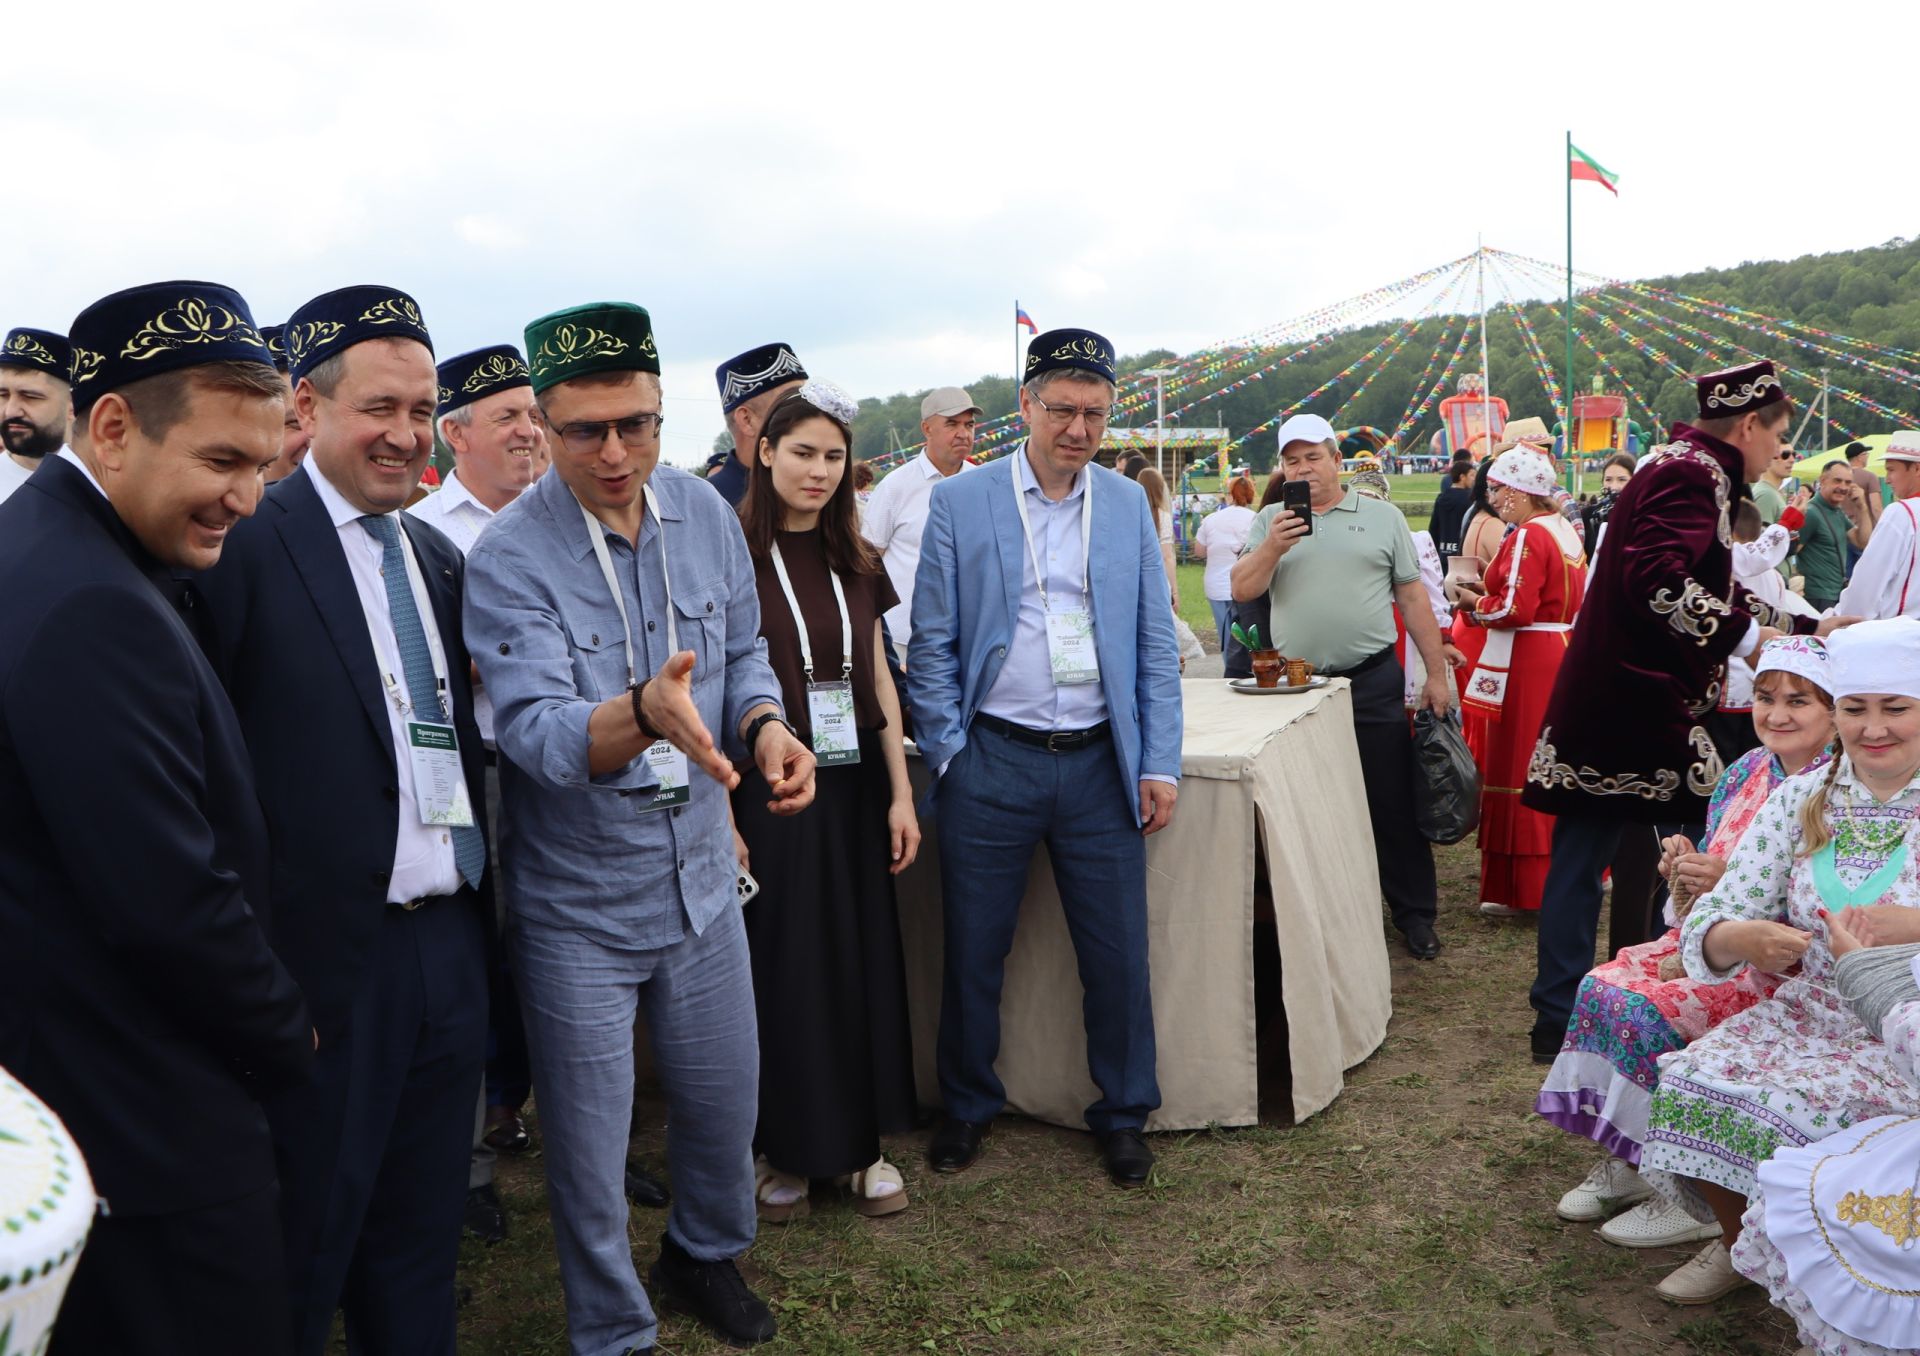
[1459,455,1505,570]
[1581,452,1636,559]
[736,382,920,1222]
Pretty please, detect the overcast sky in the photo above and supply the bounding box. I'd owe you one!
[5,1,1909,464]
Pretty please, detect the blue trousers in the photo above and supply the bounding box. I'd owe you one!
[512,904,758,1356]
[935,721,1159,1134]
[270,898,487,1356]
[1529,812,1700,1045]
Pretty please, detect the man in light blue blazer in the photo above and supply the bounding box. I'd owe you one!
[908,327,1183,1188]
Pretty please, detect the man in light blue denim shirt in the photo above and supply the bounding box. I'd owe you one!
[464,302,815,1355]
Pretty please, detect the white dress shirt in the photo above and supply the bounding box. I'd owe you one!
[1836,496,1920,620]
[406,469,502,741]
[977,448,1110,733]
[54,448,102,496]
[862,450,971,663]
[0,453,34,505]
[308,458,463,903]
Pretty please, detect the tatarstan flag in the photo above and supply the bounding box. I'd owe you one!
[1569,144,1619,195]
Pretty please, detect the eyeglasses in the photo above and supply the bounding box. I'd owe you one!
[553,413,664,455]
[1030,396,1112,429]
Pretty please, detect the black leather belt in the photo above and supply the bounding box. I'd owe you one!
[1323,646,1395,681]
[393,891,461,913]
[974,713,1112,753]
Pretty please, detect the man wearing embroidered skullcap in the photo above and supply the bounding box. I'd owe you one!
[710,341,807,506]
[195,285,493,1356]
[258,324,311,484]
[1521,360,1851,1065]
[911,326,1182,1188]
[0,282,312,1355]
[1836,431,1920,621]
[464,301,816,1352]
[0,326,73,505]
[401,344,545,1245]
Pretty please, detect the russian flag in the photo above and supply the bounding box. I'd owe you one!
[1015,302,1038,334]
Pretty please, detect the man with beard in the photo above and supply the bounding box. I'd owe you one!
[0,326,73,504]
[196,286,491,1356]
[0,281,312,1354]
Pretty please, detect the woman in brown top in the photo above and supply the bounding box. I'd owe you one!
[735,382,921,1221]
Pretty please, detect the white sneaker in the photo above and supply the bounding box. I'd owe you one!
[1478,902,1526,918]
[1598,1196,1723,1248]
[1556,1157,1653,1222]
[1655,1240,1745,1305]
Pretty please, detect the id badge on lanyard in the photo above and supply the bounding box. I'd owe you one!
[581,487,691,810]
[1014,460,1100,686]
[770,541,859,766]
[364,521,476,828]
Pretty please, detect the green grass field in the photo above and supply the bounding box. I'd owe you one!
[441,837,1795,1355]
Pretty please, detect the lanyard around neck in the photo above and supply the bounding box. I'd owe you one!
[359,515,450,720]
[579,483,677,687]
[769,539,852,682]
[1011,446,1093,610]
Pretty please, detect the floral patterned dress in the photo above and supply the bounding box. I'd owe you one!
[1533,745,1826,1163]
[1639,762,1920,1218]
[1730,995,1920,1355]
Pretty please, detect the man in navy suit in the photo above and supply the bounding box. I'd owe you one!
[196,286,490,1356]
[909,326,1183,1187]
[0,281,312,1355]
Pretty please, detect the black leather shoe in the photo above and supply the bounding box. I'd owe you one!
[649,1234,776,1348]
[1400,920,1442,960]
[483,1108,532,1155]
[463,1183,507,1245]
[1530,1022,1564,1065]
[927,1117,990,1173]
[625,1164,671,1209]
[1100,1128,1154,1188]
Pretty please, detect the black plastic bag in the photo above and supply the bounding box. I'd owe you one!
[1411,708,1480,845]
[1221,594,1272,681]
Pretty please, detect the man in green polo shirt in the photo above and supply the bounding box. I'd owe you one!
[1231,414,1456,959]
[1798,459,1874,610]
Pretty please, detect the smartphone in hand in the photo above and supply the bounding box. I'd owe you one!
[1280,479,1314,535]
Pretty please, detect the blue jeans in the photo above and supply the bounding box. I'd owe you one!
[1208,598,1232,643]
[934,720,1159,1133]
[512,905,758,1356]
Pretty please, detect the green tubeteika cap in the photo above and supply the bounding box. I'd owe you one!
[523,301,660,394]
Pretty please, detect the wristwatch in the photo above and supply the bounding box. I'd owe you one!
[744,710,794,755]
[628,679,658,743]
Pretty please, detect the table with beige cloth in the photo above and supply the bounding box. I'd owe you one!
[898,678,1394,1132]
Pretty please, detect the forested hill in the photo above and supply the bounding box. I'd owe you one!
[845,236,1920,471]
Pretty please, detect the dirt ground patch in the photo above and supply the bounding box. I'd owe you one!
[442,842,1799,1355]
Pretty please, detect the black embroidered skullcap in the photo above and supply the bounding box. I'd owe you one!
[1024,327,1117,385]
[0,327,73,381]
[436,344,532,415]
[66,281,273,413]
[714,342,806,413]
[284,284,432,383]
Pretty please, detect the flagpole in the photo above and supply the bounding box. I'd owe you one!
[1476,236,1491,456]
[1565,130,1576,493]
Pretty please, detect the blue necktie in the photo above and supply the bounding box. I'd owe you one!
[359,514,485,890]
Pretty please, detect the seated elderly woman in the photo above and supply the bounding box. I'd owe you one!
[1536,637,1835,1248]
[1638,618,1920,1306]
[1731,912,1920,1355]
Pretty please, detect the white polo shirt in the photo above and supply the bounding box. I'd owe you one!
[861,450,971,663]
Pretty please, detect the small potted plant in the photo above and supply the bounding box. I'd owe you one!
[1231,622,1281,688]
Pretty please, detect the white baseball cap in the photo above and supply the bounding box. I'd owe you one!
[1274,413,1337,452]
[921,386,983,420]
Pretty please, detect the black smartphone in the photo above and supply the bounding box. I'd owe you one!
[1280,479,1314,535]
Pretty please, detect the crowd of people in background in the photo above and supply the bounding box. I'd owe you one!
[3,278,1919,1356]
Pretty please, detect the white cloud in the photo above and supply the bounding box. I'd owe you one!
[3,0,1912,465]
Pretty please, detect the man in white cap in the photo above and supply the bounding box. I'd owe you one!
[1231,412,1456,959]
[1834,431,1920,620]
[862,385,981,668]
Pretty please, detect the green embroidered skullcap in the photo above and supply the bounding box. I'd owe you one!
[523,302,660,394]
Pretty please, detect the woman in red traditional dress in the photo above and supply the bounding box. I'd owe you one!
[1454,448,1588,918]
